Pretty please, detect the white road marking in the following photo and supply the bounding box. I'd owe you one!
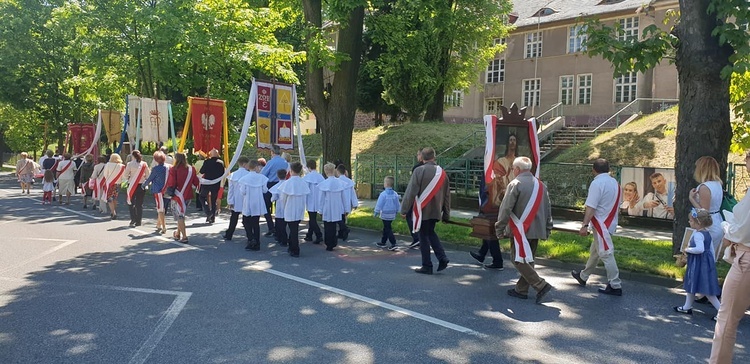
[263,267,488,338]
[0,277,192,364]
[0,239,78,274]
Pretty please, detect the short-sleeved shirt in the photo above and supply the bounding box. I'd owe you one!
[585,173,621,233]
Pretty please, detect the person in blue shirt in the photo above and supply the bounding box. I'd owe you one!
[143,151,169,234]
[375,176,401,251]
[260,145,288,235]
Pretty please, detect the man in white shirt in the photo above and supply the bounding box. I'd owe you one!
[572,159,623,296]
[641,172,674,219]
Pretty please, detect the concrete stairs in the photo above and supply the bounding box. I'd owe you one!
[540,126,616,159]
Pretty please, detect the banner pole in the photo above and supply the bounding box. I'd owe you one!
[116,96,129,153]
[178,97,192,153]
[169,101,177,152]
[223,102,229,165]
[293,84,307,170]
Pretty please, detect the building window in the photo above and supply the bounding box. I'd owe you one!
[486,58,505,83]
[559,75,574,105]
[522,78,541,107]
[578,74,592,105]
[444,90,464,108]
[525,31,543,58]
[485,98,503,114]
[533,8,557,17]
[493,38,506,46]
[568,25,588,53]
[614,71,637,103]
[619,17,639,41]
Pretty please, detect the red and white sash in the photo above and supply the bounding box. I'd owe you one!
[103,165,126,197]
[154,192,165,212]
[411,166,447,233]
[508,178,544,263]
[57,160,73,176]
[591,186,621,254]
[172,167,194,216]
[126,162,147,205]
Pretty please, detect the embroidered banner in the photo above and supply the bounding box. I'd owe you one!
[101,110,122,144]
[255,81,294,150]
[68,123,97,156]
[140,98,170,143]
[190,97,225,154]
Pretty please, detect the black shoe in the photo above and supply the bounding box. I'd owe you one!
[484,263,504,270]
[695,296,709,304]
[598,284,622,296]
[536,283,553,304]
[376,242,387,247]
[414,266,433,275]
[408,241,420,249]
[303,236,313,242]
[571,270,586,287]
[223,235,232,241]
[264,231,275,237]
[325,246,334,251]
[129,222,136,227]
[673,306,693,315]
[437,259,449,272]
[279,241,288,247]
[340,229,350,241]
[134,222,141,227]
[470,251,485,264]
[507,289,528,299]
[312,238,323,245]
[210,216,215,224]
[289,251,300,257]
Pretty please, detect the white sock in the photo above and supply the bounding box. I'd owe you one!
[682,293,695,310]
[707,295,721,311]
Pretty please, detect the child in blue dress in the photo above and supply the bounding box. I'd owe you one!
[673,208,721,320]
[374,176,401,251]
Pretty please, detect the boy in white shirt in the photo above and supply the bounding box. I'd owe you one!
[336,164,358,241]
[270,169,288,246]
[302,160,324,244]
[239,160,268,251]
[224,156,250,241]
[318,163,348,251]
[279,162,310,257]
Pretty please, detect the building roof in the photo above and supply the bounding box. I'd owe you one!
[511,0,671,28]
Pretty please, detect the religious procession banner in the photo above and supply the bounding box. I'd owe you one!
[101,110,122,144]
[189,97,225,154]
[139,97,170,143]
[68,123,98,156]
[255,81,294,150]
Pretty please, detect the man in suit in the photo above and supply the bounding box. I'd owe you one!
[495,156,554,304]
[400,147,451,275]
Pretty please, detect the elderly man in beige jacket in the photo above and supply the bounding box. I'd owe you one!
[495,156,554,304]
[400,147,451,275]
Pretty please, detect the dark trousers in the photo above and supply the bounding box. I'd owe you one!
[324,221,338,249]
[337,214,349,238]
[195,187,203,209]
[478,239,503,265]
[381,220,396,245]
[200,183,221,219]
[263,182,277,231]
[418,219,447,267]
[164,196,172,214]
[305,211,322,240]
[225,211,243,239]
[287,220,300,254]
[128,184,146,225]
[242,215,261,243]
[275,217,287,244]
[405,207,420,243]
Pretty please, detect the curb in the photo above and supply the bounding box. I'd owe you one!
[350,226,684,289]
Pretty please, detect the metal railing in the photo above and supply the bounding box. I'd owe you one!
[535,102,564,127]
[592,98,679,133]
[435,128,484,158]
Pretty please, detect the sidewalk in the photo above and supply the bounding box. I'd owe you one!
[358,199,673,241]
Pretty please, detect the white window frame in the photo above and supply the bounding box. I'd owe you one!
[525,31,543,59]
[493,38,506,46]
[559,75,574,105]
[486,58,505,83]
[614,71,637,103]
[485,98,503,114]
[522,78,541,107]
[444,90,464,108]
[568,25,588,53]
[618,17,639,41]
[577,74,593,105]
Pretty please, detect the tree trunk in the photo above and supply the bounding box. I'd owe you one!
[671,0,734,254]
[302,1,364,167]
[425,87,445,121]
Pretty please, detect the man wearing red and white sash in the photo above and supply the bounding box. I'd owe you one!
[495,157,554,304]
[400,147,451,275]
[572,159,623,296]
[56,153,78,205]
[124,150,150,227]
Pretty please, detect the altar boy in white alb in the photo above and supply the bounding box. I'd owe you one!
[336,164,358,240]
[239,160,269,251]
[278,162,310,257]
[302,159,325,244]
[318,163,349,251]
[223,156,250,241]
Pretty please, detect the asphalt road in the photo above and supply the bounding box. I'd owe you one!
[0,174,747,364]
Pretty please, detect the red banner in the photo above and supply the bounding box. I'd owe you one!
[68,123,97,156]
[190,97,225,154]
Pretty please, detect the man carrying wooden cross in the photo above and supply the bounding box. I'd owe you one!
[495,156,554,304]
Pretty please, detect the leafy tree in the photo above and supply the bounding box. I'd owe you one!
[584,0,749,254]
[358,25,402,125]
[367,0,511,121]
[301,0,365,164]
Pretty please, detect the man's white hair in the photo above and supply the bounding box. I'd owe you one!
[512,156,532,171]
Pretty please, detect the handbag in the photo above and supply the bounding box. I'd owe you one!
[720,191,737,221]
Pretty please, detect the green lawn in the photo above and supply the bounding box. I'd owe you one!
[347,206,730,280]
